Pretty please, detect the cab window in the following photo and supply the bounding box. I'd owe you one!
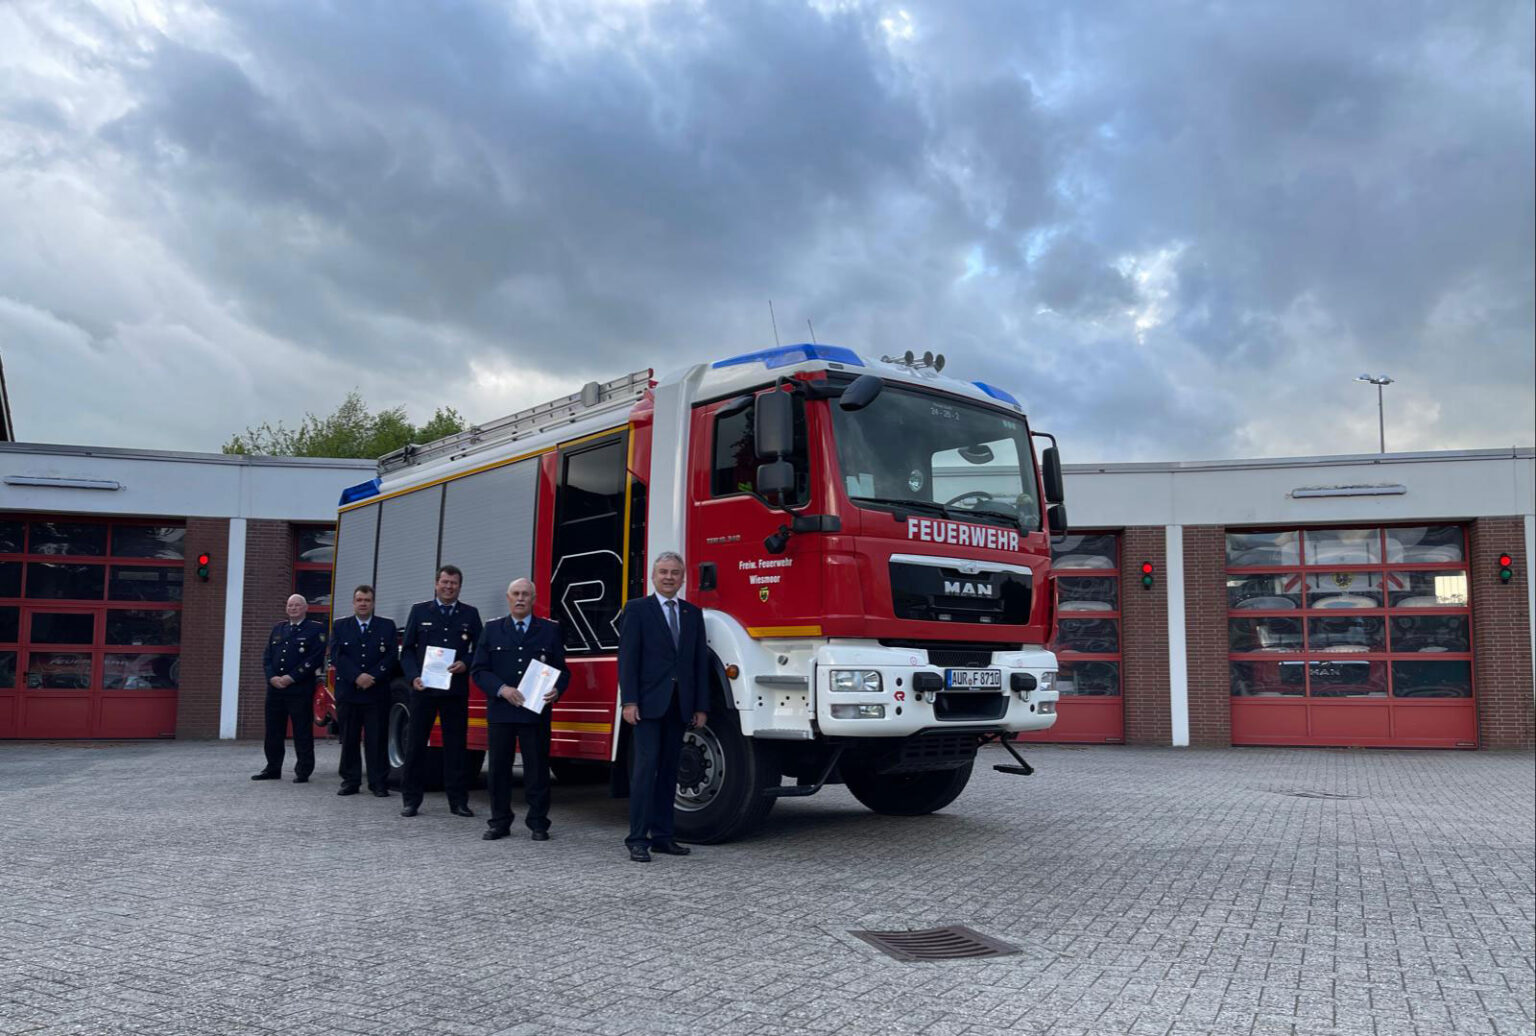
[711,394,810,506]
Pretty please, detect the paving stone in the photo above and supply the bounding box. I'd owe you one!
[0,741,1531,1035]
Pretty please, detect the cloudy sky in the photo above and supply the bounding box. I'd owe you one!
[2,0,1531,462]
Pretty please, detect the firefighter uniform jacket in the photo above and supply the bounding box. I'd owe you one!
[399,600,483,697]
[329,615,400,705]
[263,618,328,692]
[471,615,571,724]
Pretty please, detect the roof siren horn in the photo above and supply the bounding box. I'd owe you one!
[882,350,947,372]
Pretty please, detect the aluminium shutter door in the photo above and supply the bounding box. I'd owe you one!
[438,458,540,623]
[373,486,443,628]
[331,504,380,627]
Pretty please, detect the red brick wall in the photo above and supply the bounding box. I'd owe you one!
[175,518,228,738]
[1121,526,1170,745]
[1470,516,1534,749]
[1183,525,1232,747]
[236,520,297,739]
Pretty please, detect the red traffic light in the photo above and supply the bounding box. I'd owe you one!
[1141,561,1154,574]
[1499,554,1513,567]
[197,553,211,566]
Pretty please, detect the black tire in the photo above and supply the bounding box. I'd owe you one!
[551,759,609,785]
[843,761,975,816]
[672,697,781,844]
[386,683,412,789]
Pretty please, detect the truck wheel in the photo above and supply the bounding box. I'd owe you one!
[386,686,412,789]
[843,761,975,816]
[672,702,780,844]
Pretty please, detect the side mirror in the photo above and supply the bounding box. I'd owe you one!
[754,390,794,459]
[1047,503,1069,535]
[756,460,796,501]
[837,374,883,412]
[1041,446,1065,504]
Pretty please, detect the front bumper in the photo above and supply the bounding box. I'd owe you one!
[814,642,1059,738]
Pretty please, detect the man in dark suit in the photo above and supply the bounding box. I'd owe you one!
[397,564,483,818]
[618,551,709,862]
[330,584,399,798]
[252,594,327,784]
[471,578,570,842]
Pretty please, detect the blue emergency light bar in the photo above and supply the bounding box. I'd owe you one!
[712,343,865,370]
[971,381,1021,407]
[338,477,382,506]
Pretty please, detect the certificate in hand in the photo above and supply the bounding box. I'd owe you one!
[421,646,455,690]
[516,658,561,715]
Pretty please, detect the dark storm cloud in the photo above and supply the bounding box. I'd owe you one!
[0,0,1529,458]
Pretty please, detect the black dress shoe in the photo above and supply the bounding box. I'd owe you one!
[400,805,419,817]
[450,804,475,818]
[531,830,550,842]
[292,776,309,784]
[371,788,390,798]
[650,840,692,856]
[628,845,652,863]
[337,786,360,796]
[482,829,509,841]
[250,771,280,781]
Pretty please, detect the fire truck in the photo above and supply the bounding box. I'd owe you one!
[323,343,1068,842]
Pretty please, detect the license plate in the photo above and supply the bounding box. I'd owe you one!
[945,668,1002,690]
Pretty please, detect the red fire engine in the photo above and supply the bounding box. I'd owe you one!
[321,344,1067,841]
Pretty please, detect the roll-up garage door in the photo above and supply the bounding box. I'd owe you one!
[372,487,443,628]
[331,505,379,627]
[438,459,539,624]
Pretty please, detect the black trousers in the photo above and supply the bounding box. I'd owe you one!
[487,720,551,834]
[262,688,315,778]
[627,694,684,848]
[401,692,469,809]
[337,698,390,791]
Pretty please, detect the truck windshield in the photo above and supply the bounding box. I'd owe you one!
[828,383,1041,531]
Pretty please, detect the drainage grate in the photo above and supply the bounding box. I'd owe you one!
[850,924,1021,962]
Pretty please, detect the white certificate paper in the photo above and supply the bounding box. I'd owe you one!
[421,646,455,690]
[516,658,561,714]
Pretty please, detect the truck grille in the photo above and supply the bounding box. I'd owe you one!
[889,561,1031,625]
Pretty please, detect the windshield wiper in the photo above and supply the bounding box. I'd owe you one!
[853,495,1025,531]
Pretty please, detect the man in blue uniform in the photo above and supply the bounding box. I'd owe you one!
[252,593,327,783]
[471,578,570,842]
[397,565,483,818]
[619,552,709,862]
[330,584,399,798]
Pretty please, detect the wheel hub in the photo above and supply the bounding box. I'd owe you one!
[674,724,726,811]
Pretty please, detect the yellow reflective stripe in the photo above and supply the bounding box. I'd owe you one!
[551,721,613,734]
[746,625,824,638]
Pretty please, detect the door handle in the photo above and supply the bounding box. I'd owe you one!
[697,563,718,591]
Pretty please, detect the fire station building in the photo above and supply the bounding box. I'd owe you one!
[0,440,1531,749]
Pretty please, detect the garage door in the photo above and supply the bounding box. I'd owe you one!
[1227,525,1475,748]
[1017,531,1125,744]
[0,517,183,739]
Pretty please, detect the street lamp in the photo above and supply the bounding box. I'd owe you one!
[1355,374,1394,453]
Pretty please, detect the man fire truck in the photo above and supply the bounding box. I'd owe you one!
[323,343,1067,842]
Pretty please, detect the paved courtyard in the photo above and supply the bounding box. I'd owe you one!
[0,740,1532,1036]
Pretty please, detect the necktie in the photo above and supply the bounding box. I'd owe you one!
[665,599,679,646]
[360,622,369,636]
[515,620,526,636]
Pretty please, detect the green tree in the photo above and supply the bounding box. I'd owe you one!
[222,392,465,459]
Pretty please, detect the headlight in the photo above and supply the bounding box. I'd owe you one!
[1037,670,1058,693]
[829,669,882,693]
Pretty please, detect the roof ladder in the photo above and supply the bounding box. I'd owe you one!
[378,367,652,473]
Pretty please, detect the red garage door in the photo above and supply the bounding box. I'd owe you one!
[0,517,183,739]
[1227,525,1476,748]
[1018,531,1125,744]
